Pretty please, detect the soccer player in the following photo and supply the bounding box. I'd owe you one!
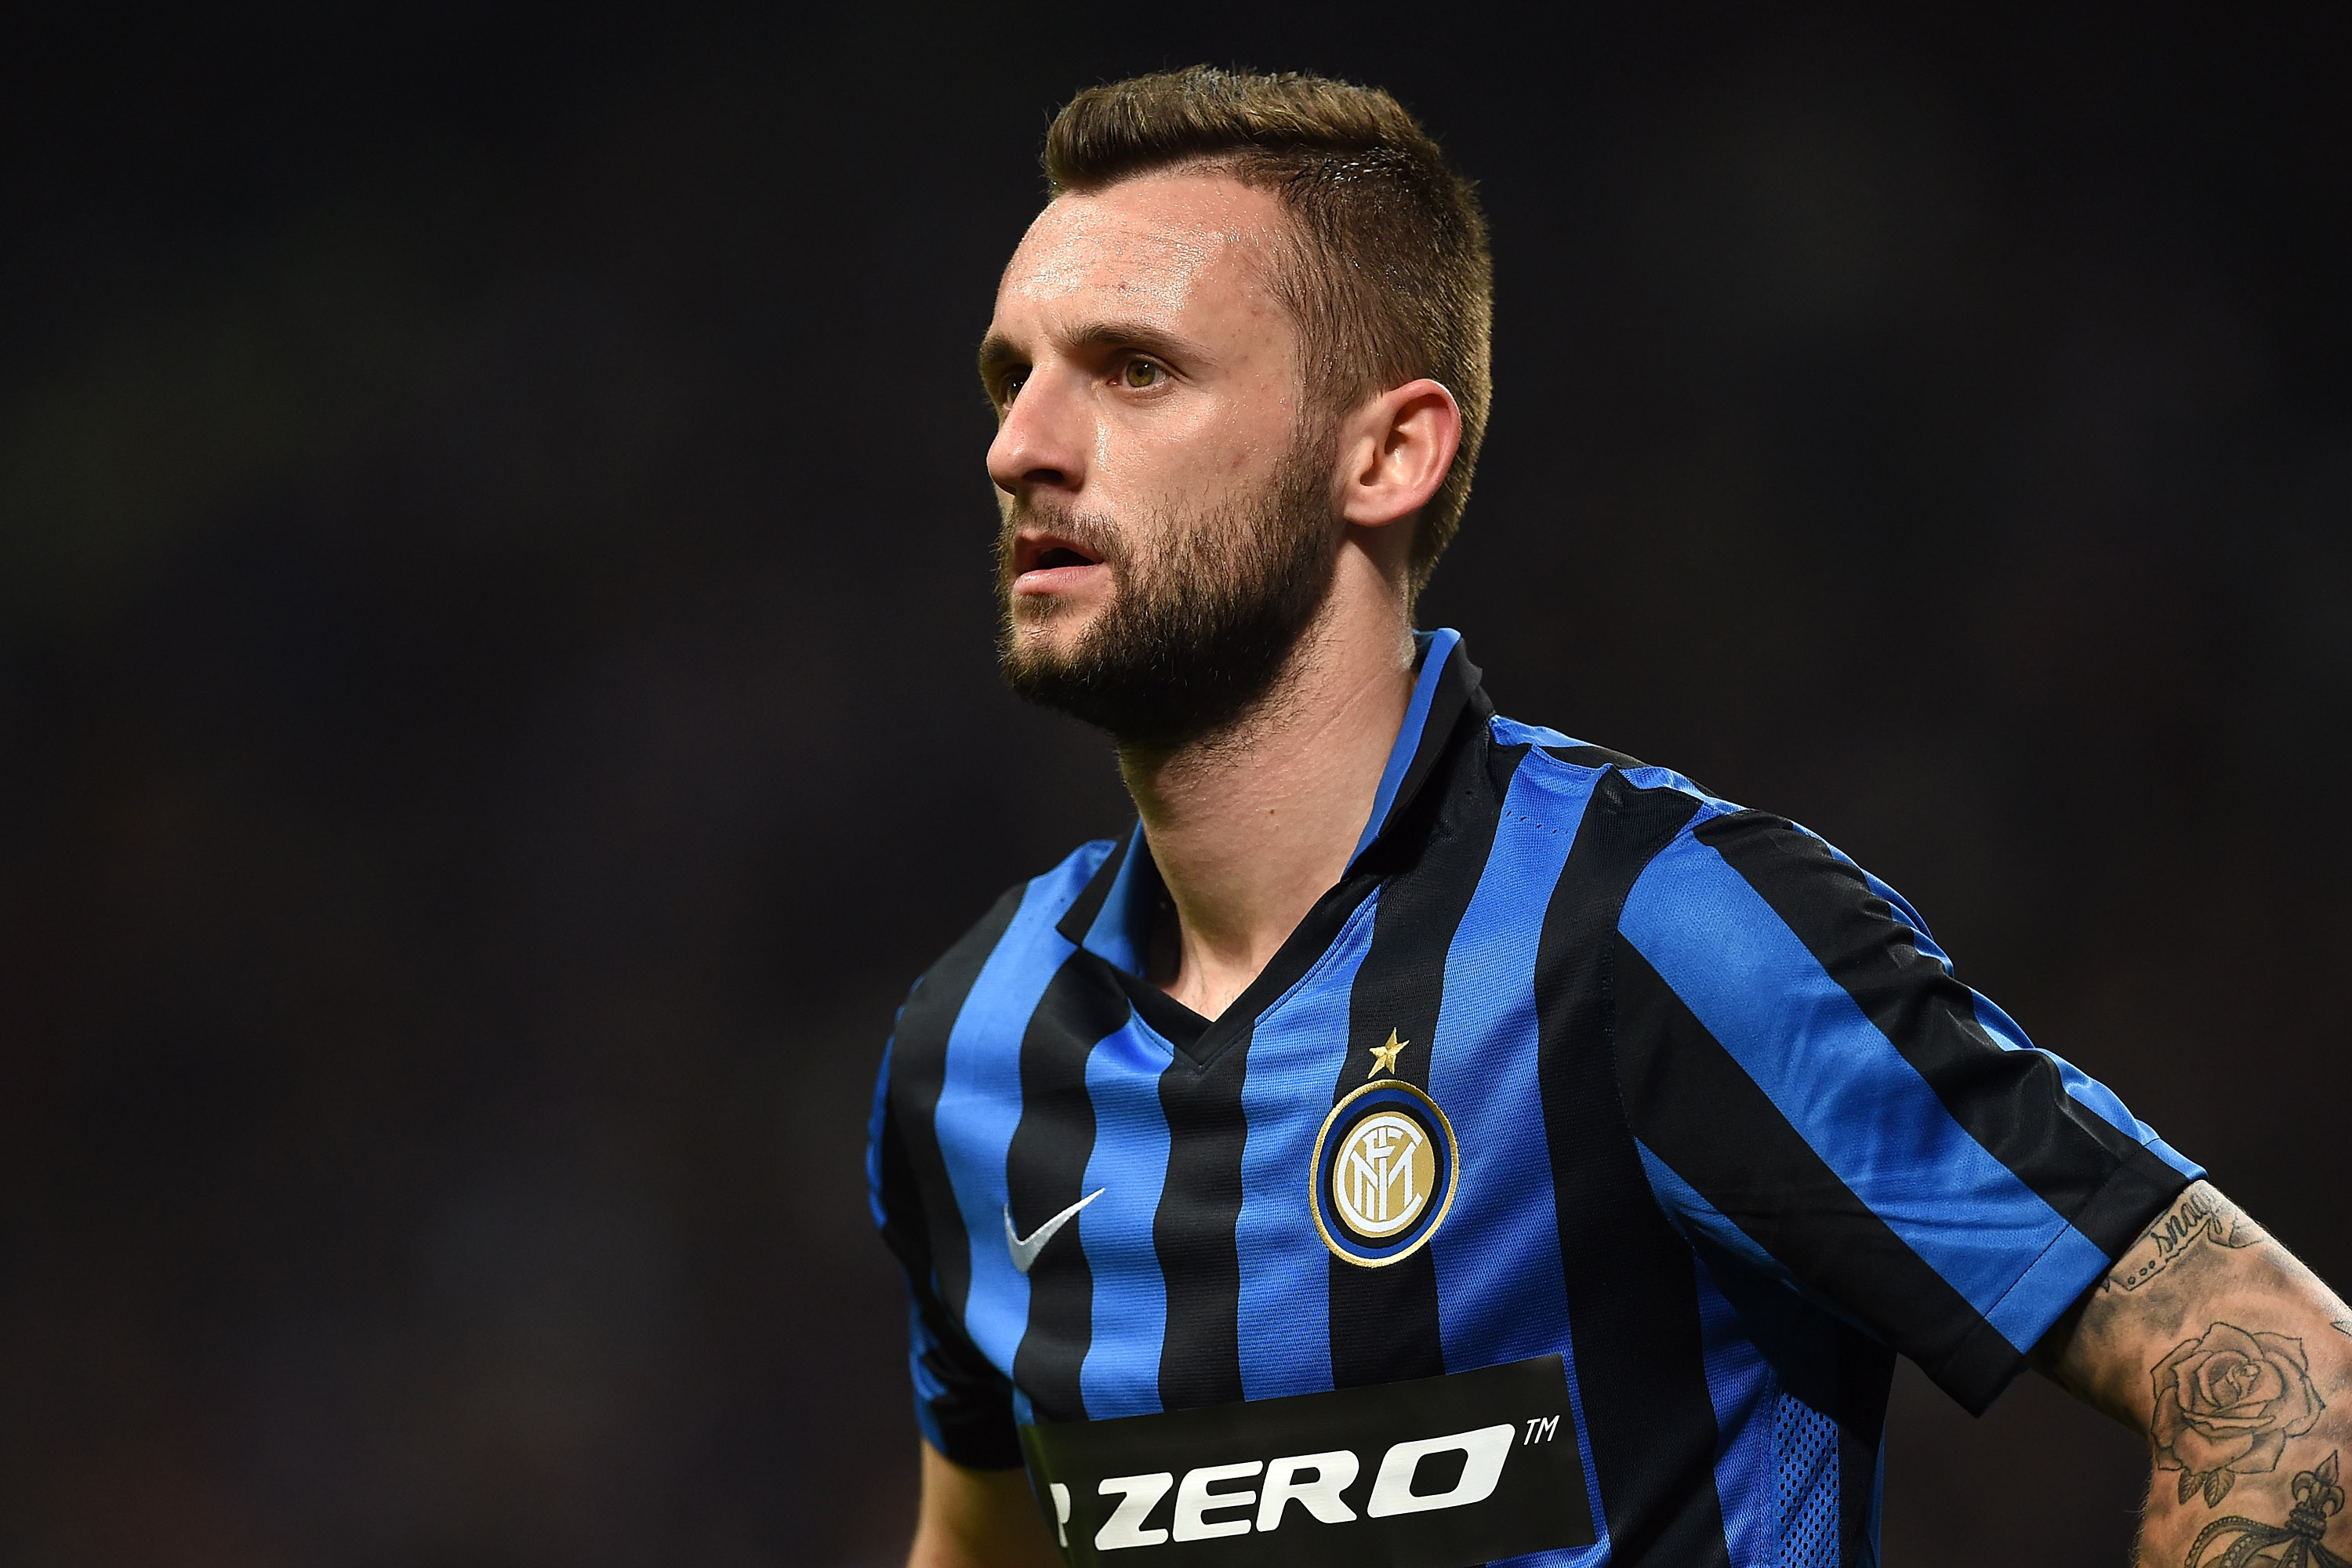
[868,67,2351,1568]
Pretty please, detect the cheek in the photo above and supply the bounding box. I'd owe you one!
[1094,409,1265,493]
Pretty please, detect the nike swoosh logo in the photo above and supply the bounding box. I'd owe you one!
[1005,1188,1105,1275]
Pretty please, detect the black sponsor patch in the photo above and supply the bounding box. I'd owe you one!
[1019,1356,1593,1568]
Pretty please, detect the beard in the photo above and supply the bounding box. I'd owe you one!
[996,426,1340,753]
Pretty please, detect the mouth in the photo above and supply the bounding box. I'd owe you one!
[1011,530,1110,594]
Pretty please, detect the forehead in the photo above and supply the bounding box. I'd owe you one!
[996,169,1287,322]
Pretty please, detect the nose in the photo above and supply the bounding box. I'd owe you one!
[986,369,1087,501]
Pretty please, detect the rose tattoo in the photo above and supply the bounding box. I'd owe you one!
[2153,1322,2327,1507]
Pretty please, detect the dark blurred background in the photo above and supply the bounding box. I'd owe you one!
[2,4,2346,1563]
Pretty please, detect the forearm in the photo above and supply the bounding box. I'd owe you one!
[2039,1183,2352,1566]
[909,1442,1062,1568]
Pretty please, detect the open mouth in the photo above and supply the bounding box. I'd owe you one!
[1013,530,1109,586]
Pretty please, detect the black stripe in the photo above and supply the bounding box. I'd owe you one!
[1614,937,2026,1414]
[1178,867,1383,1072]
[1693,1245,1893,1567]
[1007,959,1131,1421]
[1541,742,1647,771]
[1122,650,1496,1407]
[882,884,1027,1465]
[873,1051,931,1290]
[1693,811,2190,1254]
[1534,768,1733,1568]
[1053,829,1132,949]
[1362,637,1490,855]
[874,1065,1023,1468]
[1834,1323,1893,1562]
[1323,732,1526,1390]
[891,884,1024,1325]
[1118,969,1210,1056]
[1154,1020,1256,1410]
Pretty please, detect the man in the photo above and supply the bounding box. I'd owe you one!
[867,67,2350,1568]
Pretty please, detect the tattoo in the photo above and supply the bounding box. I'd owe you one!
[2110,1186,2266,1295]
[2332,1323,2352,1341]
[2186,1451,2351,1567]
[2151,1323,2325,1508]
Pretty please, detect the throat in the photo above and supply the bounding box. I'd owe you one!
[1146,895,1280,1023]
[1124,615,1417,1022]
[1153,924,1285,1025]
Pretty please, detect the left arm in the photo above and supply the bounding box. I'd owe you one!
[2036,1181,2352,1566]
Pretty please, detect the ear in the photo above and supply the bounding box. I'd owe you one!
[1335,378,1463,532]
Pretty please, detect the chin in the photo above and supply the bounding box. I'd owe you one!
[1008,597,1098,645]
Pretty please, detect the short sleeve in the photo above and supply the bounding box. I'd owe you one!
[1609,808,2199,1414]
[868,1039,1023,1468]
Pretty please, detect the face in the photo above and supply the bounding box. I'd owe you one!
[981,169,1339,750]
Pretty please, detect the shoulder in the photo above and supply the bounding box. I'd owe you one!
[1482,710,1746,855]
[884,837,1122,1074]
[1485,713,1729,813]
[1483,709,1918,949]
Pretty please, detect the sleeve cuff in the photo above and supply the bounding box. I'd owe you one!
[1921,1146,2198,1416]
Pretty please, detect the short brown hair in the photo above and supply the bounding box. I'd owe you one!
[1044,67,1492,598]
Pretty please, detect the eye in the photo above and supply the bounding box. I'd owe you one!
[1121,358,1163,390]
[998,369,1029,405]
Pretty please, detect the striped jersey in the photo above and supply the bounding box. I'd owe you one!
[867,629,2198,1568]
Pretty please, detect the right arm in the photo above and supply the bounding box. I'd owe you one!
[909,1441,1062,1568]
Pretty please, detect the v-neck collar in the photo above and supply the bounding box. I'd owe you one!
[1052,630,1487,1060]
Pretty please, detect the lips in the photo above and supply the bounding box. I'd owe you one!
[1011,528,1110,593]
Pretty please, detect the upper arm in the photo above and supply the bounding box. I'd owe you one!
[871,1033,1023,1468]
[1613,808,2198,1411]
[878,1051,1048,1564]
[909,1441,1061,1568]
[2035,1181,2343,1441]
[2033,1181,2352,1555]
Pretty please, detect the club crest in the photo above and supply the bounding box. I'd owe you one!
[1311,1078,1459,1267]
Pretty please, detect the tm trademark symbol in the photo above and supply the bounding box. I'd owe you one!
[1522,1414,1560,1446]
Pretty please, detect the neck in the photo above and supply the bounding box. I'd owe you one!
[1120,556,1417,1021]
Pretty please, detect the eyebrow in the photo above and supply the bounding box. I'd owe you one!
[975,319,1213,385]
[977,332,1023,383]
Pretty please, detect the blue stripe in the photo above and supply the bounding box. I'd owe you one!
[1232,893,1382,1400]
[1351,626,1461,860]
[1635,1140,1806,1302]
[906,1294,953,1454]
[1492,717,1726,814]
[1421,753,1612,1560]
[1076,1015,1176,1417]
[866,1036,895,1232]
[1617,761,1728,810]
[1969,993,2205,1180]
[1494,717,1573,744]
[1692,1254,1777,1568]
[1777,1391,1842,1568]
[1620,833,2101,1351]
[1081,822,1152,973]
[1427,754,1590,1367]
[1819,830,2201,1183]
[931,848,1106,1372]
[1986,1225,2114,1348]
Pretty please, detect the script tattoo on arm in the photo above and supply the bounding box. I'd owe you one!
[2106,1185,2267,1297]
